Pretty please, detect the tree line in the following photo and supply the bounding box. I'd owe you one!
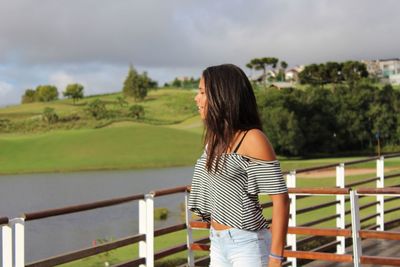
[22,84,84,104]
[246,57,288,82]
[298,61,368,86]
[257,82,400,156]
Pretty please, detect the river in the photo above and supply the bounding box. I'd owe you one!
[0,166,194,263]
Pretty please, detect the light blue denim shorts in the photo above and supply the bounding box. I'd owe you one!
[209,226,272,267]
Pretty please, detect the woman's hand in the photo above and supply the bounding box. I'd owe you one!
[268,256,282,267]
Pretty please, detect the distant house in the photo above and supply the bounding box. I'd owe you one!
[361,58,400,84]
[176,76,191,82]
[285,69,299,82]
[285,65,304,82]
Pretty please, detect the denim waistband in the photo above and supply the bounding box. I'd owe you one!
[210,226,268,239]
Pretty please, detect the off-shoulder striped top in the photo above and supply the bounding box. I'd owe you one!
[188,151,288,231]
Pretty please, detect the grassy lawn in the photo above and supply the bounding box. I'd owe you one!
[0,88,203,175]
[0,123,203,174]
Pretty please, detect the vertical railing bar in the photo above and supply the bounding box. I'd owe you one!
[145,194,154,267]
[350,190,362,267]
[139,198,146,267]
[11,217,25,267]
[2,222,13,267]
[376,156,385,231]
[185,190,195,267]
[287,171,297,267]
[336,163,346,254]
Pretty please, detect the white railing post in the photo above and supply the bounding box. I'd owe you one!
[139,198,147,267]
[350,190,362,267]
[185,190,195,267]
[376,156,385,231]
[2,222,13,267]
[286,171,297,267]
[336,163,346,254]
[145,194,154,267]
[10,217,25,267]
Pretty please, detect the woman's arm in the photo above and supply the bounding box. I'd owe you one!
[269,193,289,266]
[239,129,289,266]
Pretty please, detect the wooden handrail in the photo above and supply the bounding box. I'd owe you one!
[24,193,145,221]
[295,163,338,174]
[190,243,210,251]
[357,187,400,195]
[151,185,189,197]
[384,152,400,159]
[190,221,210,229]
[361,255,400,265]
[385,172,400,180]
[154,244,188,260]
[290,152,400,174]
[296,200,339,215]
[288,227,351,237]
[26,233,145,267]
[346,176,379,187]
[300,214,339,227]
[385,205,400,215]
[110,257,146,267]
[359,230,400,240]
[283,250,353,262]
[154,223,186,237]
[288,188,350,195]
[385,196,400,203]
[344,156,380,166]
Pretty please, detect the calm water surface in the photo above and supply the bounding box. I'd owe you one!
[0,166,194,263]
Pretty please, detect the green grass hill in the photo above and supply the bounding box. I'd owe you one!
[0,89,205,174]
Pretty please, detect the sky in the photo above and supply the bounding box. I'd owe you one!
[0,0,399,107]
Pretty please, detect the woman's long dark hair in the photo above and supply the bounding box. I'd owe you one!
[202,64,262,172]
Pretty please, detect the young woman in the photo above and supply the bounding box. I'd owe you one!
[188,64,289,267]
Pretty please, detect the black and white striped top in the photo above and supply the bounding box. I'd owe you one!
[188,151,288,231]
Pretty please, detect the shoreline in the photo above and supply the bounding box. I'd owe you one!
[0,162,195,176]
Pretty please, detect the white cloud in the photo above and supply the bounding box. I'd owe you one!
[0,81,13,96]
[0,81,18,106]
[49,72,77,93]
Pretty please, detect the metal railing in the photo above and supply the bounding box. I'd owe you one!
[1,152,399,267]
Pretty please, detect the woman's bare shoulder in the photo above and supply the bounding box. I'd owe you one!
[241,129,276,161]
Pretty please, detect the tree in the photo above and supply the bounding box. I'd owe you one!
[277,61,288,81]
[85,99,108,119]
[247,57,280,84]
[122,65,151,101]
[172,78,182,88]
[342,61,368,85]
[129,104,145,119]
[63,83,84,104]
[21,89,36,104]
[115,96,128,107]
[42,107,59,124]
[35,85,59,102]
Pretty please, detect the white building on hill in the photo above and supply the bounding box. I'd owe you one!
[362,58,400,85]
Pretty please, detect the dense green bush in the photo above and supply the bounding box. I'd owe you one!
[257,83,400,156]
[42,107,59,124]
[154,207,169,220]
[85,99,109,119]
[129,104,145,119]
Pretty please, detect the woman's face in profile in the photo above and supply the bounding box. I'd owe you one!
[195,77,207,120]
